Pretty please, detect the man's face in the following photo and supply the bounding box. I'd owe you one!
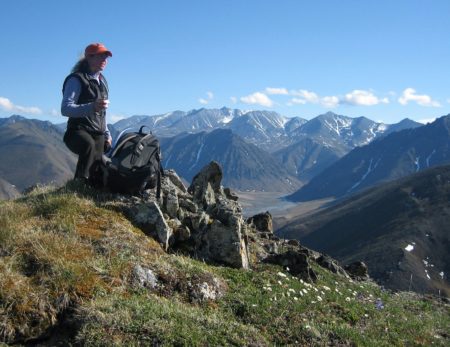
[86,53,109,73]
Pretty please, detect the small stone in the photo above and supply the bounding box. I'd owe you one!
[132,265,158,289]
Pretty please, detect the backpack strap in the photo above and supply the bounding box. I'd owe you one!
[139,125,151,134]
[156,151,164,199]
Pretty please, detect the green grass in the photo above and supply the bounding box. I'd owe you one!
[0,183,449,346]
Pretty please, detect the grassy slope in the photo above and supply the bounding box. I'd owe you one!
[0,183,449,346]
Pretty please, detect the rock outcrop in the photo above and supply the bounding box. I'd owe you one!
[125,161,250,269]
[123,161,369,282]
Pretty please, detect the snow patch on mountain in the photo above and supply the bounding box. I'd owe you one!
[405,244,414,252]
[348,157,381,192]
[415,157,420,172]
[426,149,436,167]
[189,141,205,171]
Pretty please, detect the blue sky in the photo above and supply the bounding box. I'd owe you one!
[0,0,449,124]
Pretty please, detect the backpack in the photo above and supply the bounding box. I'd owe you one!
[103,126,164,197]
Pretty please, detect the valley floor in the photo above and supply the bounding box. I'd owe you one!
[235,191,333,228]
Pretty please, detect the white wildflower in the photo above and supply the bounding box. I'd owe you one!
[345,297,351,302]
[294,297,298,301]
[288,288,296,293]
[286,267,290,271]
[277,272,287,278]
[317,296,323,302]
[322,286,331,291]
[278,281,283,285]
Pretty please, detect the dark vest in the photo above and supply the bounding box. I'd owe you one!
[62,72,109,135]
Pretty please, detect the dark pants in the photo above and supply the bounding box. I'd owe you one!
[63,128,105,179]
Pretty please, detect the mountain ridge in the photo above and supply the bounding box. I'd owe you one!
[288,114,450,201]
[278,164,450,296]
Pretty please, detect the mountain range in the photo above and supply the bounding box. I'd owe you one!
[277,164,450,296]
[111,108,423,184]
[289,114,450,201]
[1,110,443,200]
[112,108,421,154]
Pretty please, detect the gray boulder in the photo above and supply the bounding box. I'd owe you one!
[131,201,173,251]
[165,169,188,193]
[316,255,350,278]
[265,250,317,282]
[132,264,158,289]
[188,161,222,209]
[247,211,273,234]
[344,261,370,281]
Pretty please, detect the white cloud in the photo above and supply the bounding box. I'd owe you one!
[0,96,42,115]
[265,87,289,95]
[230,96,237,104]
[240,92,274,107]
[50,109,59,116]
[321,96,340,108]
[290,89,320,103]
[290,89,339,108]
[447,98,450,104]
[198,91,214,105]
[398,88,440,107]
[343,90,389,106]
[290,98,307,105]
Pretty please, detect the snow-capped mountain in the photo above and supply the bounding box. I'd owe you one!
[112,107,307,151]
[288,114,450,201]
[274,112,422,181]
[291,112,388,149]
[113,109,421,154]
[112,108,422,186]
[227,111,305,151]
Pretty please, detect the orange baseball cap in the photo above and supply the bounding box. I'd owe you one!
[84,43,112,57]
